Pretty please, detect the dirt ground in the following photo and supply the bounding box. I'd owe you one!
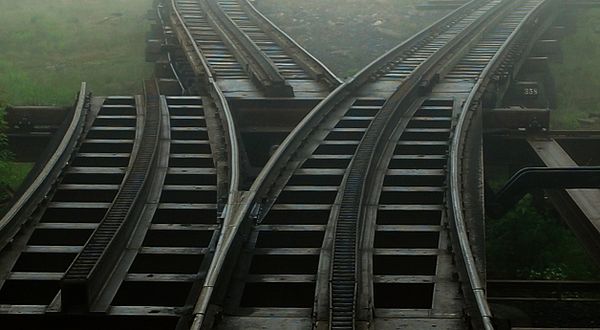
[253,0,450,78]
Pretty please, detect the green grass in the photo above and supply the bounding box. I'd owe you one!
[0,0,154,105]
[0,162,33,191]
[0,0,154,210]
[550,8,600,129]
[0,107,31,206]
[0,162,33,214]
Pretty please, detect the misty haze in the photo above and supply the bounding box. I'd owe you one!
[0,0,598,329]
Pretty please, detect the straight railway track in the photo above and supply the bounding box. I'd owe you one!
[165,0,340,97]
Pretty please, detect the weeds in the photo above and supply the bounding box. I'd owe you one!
[487,195,599,280]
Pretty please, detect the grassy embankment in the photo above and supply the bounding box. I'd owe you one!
[0,0,154,210]
[0,0,154,104]
[549,8,600,129]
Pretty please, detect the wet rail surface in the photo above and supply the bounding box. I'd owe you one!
[0,0,576,329]
[169,0,340,97]
[197,0,552,329]
[0,90,233,329]
[105,96,223,327]
[0,96,142,308]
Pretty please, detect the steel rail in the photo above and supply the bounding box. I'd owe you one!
[166,52,187,94]
[60,80,162,311]
[344,0,540,322]
[239,0,343,86]
[169,0,240,199]
[186,0,509,328]
[93,95,173,313]
[156,3,186,94]
[448,0,550,329]
[324,1,518,327]
[169,0,242,216]
[179,0,492,210]
[350,0,484,85]
[0,83,89,252]
[491,166,600,216]
[169,0,242,328]
[200,0,293,96]
[248,0,492,210]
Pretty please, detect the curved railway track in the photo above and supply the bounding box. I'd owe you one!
[0,79,238,329]
[0,94,143,310]
[188,0,554,329]
[0,0,574,329]
[0,0,334,327]
[0,84,90,253]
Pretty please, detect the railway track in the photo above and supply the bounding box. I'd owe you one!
[186,0,554,329]
[0,93,143,310]
[101,94,227,328]
[0,84,90,253]
[0,0,585,329]
[0,0,295,327]
[0,78,238,328]
[165,0,340,97]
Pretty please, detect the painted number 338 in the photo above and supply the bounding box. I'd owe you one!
[523,87,539,96]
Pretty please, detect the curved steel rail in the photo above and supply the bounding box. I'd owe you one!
[248,0,493,208]
[322,1,521,327]
[0,83,89,251]
[186,0,512,328]
[170,0,240,198]
[156,3,186,94]
[491,166,600,217]
[60,80,163,311]
[169,0,243,327]
[448,1,549,328]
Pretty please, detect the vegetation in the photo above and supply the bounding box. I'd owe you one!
[0,0,154,211]
[0,159,33,213]
[0,0,153,105]
[487,195,599,280]
[0,106,32,212]
[549,8,600,129]
[485,9,600,280]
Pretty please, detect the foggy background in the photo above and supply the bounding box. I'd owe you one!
[0,0,598,286]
